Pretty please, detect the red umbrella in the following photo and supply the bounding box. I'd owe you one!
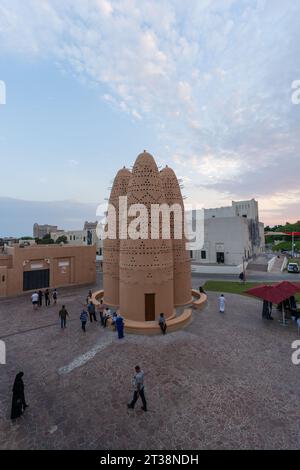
[246,284,285,304]
[274,281,300,296]
[246,281,300,325]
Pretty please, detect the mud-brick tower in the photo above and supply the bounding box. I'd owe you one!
[119,152,174,321]
[160,166,192,306]
[103,167,131,307]
[103,151,191,322]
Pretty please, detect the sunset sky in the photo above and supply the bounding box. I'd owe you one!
[0,0,300,235]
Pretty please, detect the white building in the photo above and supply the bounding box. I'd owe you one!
[190,199,264,266]
[51,224,103,255]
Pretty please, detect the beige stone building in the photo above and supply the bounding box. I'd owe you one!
[0,244,96,297]
[33,223,60,239]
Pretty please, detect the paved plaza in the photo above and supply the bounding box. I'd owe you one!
[1,280,300,450]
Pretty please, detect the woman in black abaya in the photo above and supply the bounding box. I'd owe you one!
[11,372,28,420]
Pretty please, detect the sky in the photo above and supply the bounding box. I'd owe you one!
[0,0,300,236]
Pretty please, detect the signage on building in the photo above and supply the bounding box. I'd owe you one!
[30,263,43,270]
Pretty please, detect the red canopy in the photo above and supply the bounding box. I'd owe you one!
[246,281,300,304]
[274,281,300,297]
[246,285,284,304]
[284,232,300,236]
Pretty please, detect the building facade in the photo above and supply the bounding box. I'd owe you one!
[0,244,96,297]
[33,223,60,239]
[191,199,264,265]
[51,227,103,255]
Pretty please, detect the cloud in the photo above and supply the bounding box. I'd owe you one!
[0,0,300,223]
[67,159,80,167]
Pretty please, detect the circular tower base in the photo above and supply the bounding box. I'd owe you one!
[91,289,207,335]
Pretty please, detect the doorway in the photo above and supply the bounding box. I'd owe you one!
[216,252,225,264]
[145,293,155,321]
[23,269,50,291]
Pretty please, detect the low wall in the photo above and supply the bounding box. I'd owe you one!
[281,256,288,272]
[191,263,245,275]
[267,256,277,272]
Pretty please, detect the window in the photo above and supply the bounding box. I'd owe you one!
[2,275,5,282]
[190,250,193,259]
[201,250,206,259]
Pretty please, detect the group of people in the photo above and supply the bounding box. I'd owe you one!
[79,292,125,339]
[31,288,57,309]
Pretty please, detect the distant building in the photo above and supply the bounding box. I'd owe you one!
[0,237,19,247]
[51,225,103,255]
[83,221,98,231]
[0,244,96,297]
[190,199,265,266]
[33,223,60,239]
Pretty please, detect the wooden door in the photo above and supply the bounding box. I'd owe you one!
[145,293,155,321]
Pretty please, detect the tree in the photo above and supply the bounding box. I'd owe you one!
[36,234,54,244]
[55,235,68,244]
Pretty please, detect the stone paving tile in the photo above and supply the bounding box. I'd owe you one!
[1,283,300,449]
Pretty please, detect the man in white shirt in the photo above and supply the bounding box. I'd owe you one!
[219,294,226,313]
[31,292,39,310]
[103,307,111,328]
[127,365,147,412]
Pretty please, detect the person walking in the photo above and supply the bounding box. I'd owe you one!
[38,290,43,307]
[127,366,147,412]
[80,308,88,332]
[44,289,50,307]
[115,313,124,339]
[158,313,167,335]
[219,294,226,313]
[59,305,69,329]
[31,291,39,310]
[52,289,58,305]
[11,372,29,420]
[98,299,105,326]
[87,301,97,322]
